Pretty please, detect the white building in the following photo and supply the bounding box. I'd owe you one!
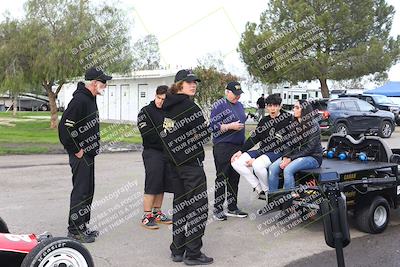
[58,69,176,122]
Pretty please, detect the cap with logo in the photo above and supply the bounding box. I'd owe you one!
[226,81,243,95]
[85,67,112,84]
[174,69,201,83]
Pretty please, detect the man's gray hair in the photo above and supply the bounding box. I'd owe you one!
[84,80,95,87]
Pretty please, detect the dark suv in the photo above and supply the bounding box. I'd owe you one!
[311,98,395,138]
[339,94,400,126]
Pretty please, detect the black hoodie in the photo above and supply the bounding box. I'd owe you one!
[161,93,211,166]
[137,101,164,151]
[58,82,100,157]
[241,110,293,157]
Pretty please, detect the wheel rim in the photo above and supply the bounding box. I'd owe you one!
[38,247,88,267]
[382,123,392,137]
[337,125,347,135]
[373,206,387,227]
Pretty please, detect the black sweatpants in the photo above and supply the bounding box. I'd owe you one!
[68,154,95,234]
[170,162,209,259]
[213,143,241,213]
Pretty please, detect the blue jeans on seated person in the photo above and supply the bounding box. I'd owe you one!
[268,156,320,192]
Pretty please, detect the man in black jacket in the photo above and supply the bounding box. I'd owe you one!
[138,85,173,230]
[58,67,112,243]
[256,94,266,121]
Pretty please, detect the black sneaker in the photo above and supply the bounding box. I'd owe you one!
[184,253,213,266]
[226,209,248,218]
[85,229,99,237]
[141,213,159,230]
[171,253,184,262]
[213,211,227,221]
[67,231,95,243]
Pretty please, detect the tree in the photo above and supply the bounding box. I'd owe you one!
[193,66,239,119]
[18,0,134,128]
[238,0,400,98]
[0,17,31,116]
[132,34,161,70]
[196,52,226,72]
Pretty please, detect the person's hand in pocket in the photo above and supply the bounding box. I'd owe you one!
[75,149,84,159]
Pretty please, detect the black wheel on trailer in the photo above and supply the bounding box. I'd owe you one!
[355,196,390,234]
[0,216,9,233]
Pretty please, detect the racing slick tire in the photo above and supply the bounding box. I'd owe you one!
[21,237,94,267]
[0,217,9,233]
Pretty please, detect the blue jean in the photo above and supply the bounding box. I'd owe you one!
[268,156,320,192]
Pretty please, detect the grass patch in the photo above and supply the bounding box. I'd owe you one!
[0,121,60,144]
[0,111,58,118]
[0,145,50,155]
[0,118,144,154]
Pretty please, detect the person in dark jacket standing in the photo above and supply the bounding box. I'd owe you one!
[161,69,213,265]
[268,100,323,194]
[209,81,248,221]
[58,67,112,243]
[137,85,173,230]
[256,94,266,121]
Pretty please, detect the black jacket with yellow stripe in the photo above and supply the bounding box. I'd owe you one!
[137,101,164,151]
[58,82,100,157]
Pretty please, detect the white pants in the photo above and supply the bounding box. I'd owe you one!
[231,152,271,192]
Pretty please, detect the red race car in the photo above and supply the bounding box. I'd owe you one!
[0,217,94,267]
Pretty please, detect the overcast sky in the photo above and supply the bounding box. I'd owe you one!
[1,0,399,84]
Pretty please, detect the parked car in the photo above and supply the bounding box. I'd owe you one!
[339,94,400,126]
[310,98,331,132]
[311,98,395,138]
[6,96,49,111]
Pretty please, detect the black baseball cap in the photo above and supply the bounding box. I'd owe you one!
[174,69,201,83]
[85,67,112,83]
[226,81,243,95]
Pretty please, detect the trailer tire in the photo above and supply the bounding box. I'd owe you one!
[356,196,390,234]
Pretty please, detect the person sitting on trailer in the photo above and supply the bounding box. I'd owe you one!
[268,100,323,196]
[231,94,292,197]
